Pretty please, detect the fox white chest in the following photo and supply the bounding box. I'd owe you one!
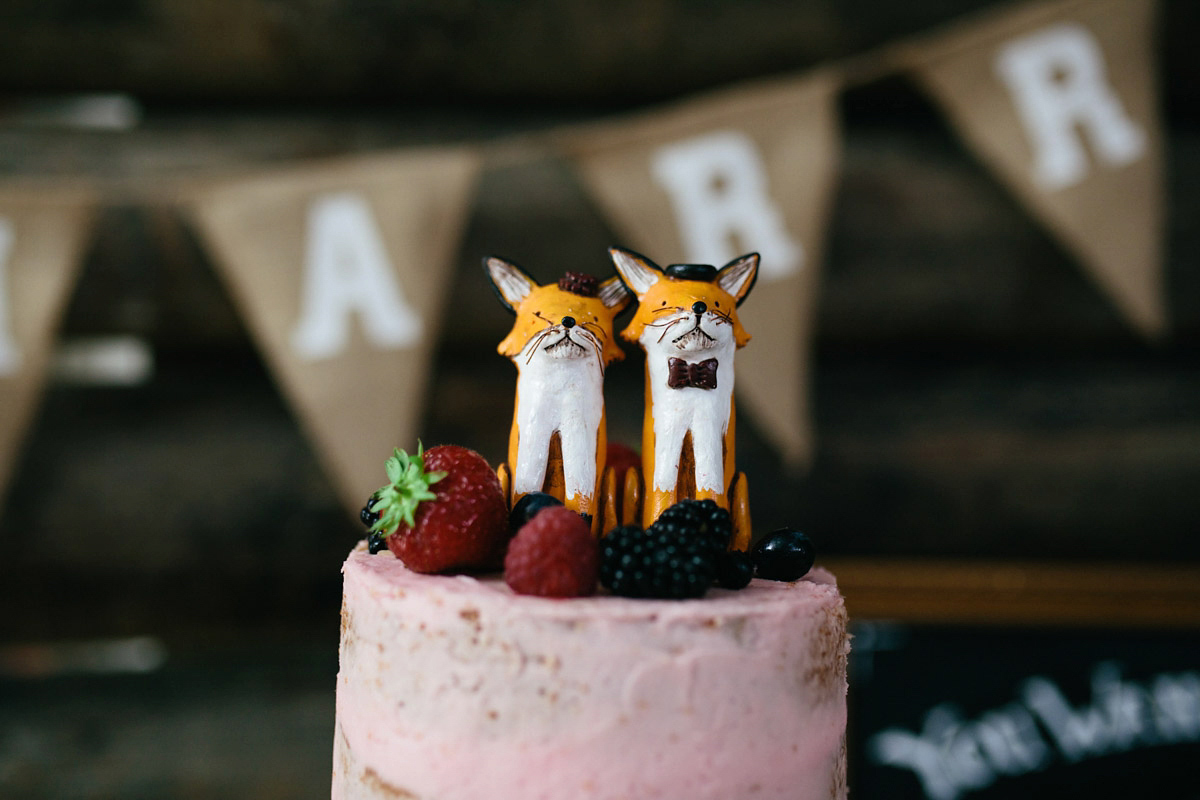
[512,353,604,501]
[643,344,735,495]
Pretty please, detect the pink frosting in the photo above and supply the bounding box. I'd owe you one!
[333,548,848,800]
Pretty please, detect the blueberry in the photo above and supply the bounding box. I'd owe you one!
[715,550,754,590]
[360,495,382,527]
[367,530,388,554]
[751,528,815,582]
[509,492,564,532]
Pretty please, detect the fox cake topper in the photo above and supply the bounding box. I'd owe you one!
[484,256,632,529]
[609,246,758,549]
[360,245,814,596]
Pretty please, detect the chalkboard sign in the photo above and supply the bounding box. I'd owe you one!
[849,623,1200,800]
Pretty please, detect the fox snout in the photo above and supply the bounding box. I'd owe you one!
[541,323,598,360]
[655,305,726,354]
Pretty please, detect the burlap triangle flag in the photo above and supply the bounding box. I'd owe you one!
[188,148,481,516]
[900,0,1165,337]
[0,187,95,510]
[558,71,842,467]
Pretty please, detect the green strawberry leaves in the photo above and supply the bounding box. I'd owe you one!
[369,443,447,534]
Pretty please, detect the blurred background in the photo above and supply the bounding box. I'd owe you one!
[0,1,1197,798]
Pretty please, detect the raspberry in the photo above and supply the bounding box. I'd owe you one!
[372,444,509,574]
[504,507,598,598]
[605,442,641,486]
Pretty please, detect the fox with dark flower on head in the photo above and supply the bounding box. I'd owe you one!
[484,257,632,531]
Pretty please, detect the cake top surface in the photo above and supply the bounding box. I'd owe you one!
[345,545,840,622]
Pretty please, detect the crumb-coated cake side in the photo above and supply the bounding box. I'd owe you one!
[332,548,849,800]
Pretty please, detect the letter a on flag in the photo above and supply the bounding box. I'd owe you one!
[900,0,1165,337]
[559,71,841,467]
[189,149,481,515]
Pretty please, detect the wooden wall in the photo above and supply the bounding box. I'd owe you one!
[1,6,1198,798]
[0,1,1197,634]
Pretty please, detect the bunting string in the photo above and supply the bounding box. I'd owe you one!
[0,0,1165,517]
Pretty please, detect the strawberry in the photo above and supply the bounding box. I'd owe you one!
[370,443,509,574]
[504,506,598,598]
[605,441,641,485]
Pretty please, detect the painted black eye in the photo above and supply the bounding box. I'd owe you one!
[714,301,720,307]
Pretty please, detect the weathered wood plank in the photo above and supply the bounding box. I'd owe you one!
[825,558,1200,627]
[0,0,1196,122]
[0,1,1011,103]
[0,629,337,799]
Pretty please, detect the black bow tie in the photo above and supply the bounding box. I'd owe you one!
[667,357,718,390]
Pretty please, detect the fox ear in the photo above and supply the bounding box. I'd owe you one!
[609,247,662,298]
[597,275,633,312]
[483,256,536,313]
[716,253,759,306]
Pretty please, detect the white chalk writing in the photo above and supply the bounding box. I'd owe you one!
[870,663,1200,800]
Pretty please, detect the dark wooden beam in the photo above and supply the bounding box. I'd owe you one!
[825,558,1200,628]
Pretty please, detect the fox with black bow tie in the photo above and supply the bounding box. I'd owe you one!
[609,247,758,550]
[484,257,632,530]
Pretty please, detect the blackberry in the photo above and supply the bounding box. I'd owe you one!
[599,521,717,599]
[360,495,382,527]
[653,498,732,557]
[366,530,389,554]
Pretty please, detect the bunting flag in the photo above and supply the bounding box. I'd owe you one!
[0,188,95,506]
[557,70,842,467]
[187,149,482,516]
[899,0,1165,337]
[0,0,1173,509]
